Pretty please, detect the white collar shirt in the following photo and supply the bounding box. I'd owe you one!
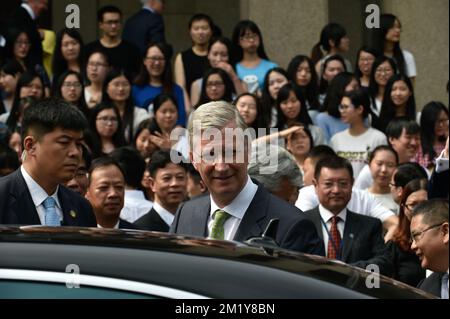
[152,202,175,227]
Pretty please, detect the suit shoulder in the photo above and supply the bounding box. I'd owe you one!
[179,194,210,211]
[347,210,382,227]
[266,192,303,215]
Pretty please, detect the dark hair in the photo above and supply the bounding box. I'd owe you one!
[287,55,320,112]
[231,20,269,62]
[420,101,449,162]
[233,92,267,134]
[343,88,371,118]
[321,71,357,117]
[134,42,173,94]
[81,143,92,171]
[186,163,202,183]
[3,27,33,69]
[368,56,398,99]
[88,156,125,185]
[393,162,428,188]
[311,23,347,65]
[52,28,84,81]
[207,36,235,67]
[22,98,88,141]
[102,68,135,142]
[412,199,449,225]
[0,59,24,114]
[318,54,347,95]
[196,68,234,108]
[84,48,111,75]
[148,150,188,178]
[276,83,312,129]
[287,122,314,151]
[314,155,354,180]
[393,178,429,252]
[368,145,399,165]
[260,67,290,127]
[132,117,162,155]
[0,144,20,174]
[153,93,179,117]
[371,14,407,76]
[385,118,420,140]
[97,5,122,22]
[379,74,416,132]
[51,70,89,118]
[305,145,336,165]
[86,102,126,159]
[354,46,378,80]
[188,13,214,30]
[109,146,146,190]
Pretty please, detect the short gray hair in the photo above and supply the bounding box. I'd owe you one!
[188,101,247,150]
[248,142,303,192]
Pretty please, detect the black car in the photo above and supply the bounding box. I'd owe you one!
[0,225,435,299]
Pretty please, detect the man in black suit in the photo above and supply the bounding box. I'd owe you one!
[410,200,449,298]
[0,98,96,227]
[85,157,137,230]
[304,156,393,276]
[428,137,449,200]
[134,150,188,232]
[6,0,48,67]
[170,101,323,255]
[122,0,166,55]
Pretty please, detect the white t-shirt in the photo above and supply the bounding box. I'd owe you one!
[330,127,387,178]
[295,185,394,222]
[354,164,373,190]
[362,189,399,215]
[402,50,417,78]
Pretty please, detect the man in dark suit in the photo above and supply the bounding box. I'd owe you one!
[85,157,138,230]
[410,200,449,298]
[170,101,323,255]
[304,156,393,276]
[6,0,48,67]
[428,138,449,200]
[0,98,96,227]
[122,0,166,55]
[134,150,188,232]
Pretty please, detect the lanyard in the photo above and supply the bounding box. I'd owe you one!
[320,217,343,260]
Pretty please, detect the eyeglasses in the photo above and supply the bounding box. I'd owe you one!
[375,68,393,75]
[96,117,118,125]
[338,104,355,112]
[62,82,82,89]
[145,56,165,63]
[206,81,224,88]
[240,33,259,41]
[359,57,375,63]
[403,202,419,211]
[410,222,445,243]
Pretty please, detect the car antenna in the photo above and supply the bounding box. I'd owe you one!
[244,218,280,255]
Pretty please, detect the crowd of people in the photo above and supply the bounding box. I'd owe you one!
[0,0,448,298]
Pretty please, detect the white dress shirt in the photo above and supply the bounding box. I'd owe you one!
[21,166,63,225]
[97,221,120,229]
[120,190,153,223]
[153,202,175,227]
[296,185,394,222]
[318,205,346,257]
[208,176,258,241]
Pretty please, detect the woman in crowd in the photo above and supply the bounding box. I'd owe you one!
[102,68,149,143]
[52,28,84,81]
[387,178,427,287]
[133,118,161,162]
[287,55,321,123]
[354,46,377,87]
[378,74,416,133]
[174,14,214,99]
[368,56,397,128]
[372,14,416,81]
[84,49,111,108]
[195,68,234,108]
[311,22,352,75]
[190,36,246,107]
[286,124,314,175]
[231,20,277,95]
[415,101,449,171]
[318,55,346,104]
[260,67,290,128]
[315,72,359,142]
[363,145,399,213]
[0,60,24,114]
[275,83,325,146]
[52,70,89,118]
[234,92,267,136]
[133,42,188,126]
[86,102,126,159]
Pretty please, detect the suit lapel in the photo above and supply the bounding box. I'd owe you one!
[233,186,267,241]
[58,187,79,226]
[342,210,357,261]
[9,170,40,225]
[310,207,324,241]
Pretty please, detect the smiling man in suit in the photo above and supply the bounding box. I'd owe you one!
[0,98,96,226]
[304,156,393,276]
[170,101,323,255]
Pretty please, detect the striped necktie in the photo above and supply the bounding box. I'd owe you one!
[327,216,341,259]
[210,209,231,240]
[43,197,61,226]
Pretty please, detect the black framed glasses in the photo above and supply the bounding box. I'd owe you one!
[410,222,445,243]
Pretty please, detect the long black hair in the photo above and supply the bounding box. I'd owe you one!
[51,70,89,118]
[233,92,267,135]
[231,20,269,63]
[196,68,233,108]
[420,101,449,162]
[318,54,346,95]
[368,56,398,99]
[260,67,290,128]
[311,23,347,65]
[354,46,378,81]
[321,72,358,117]
[0,59,24,113]
[52,28,84,81]
[276,83,313,130]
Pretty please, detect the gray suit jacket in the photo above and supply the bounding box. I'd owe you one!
[304,207,393,276]
[170,185,324,255]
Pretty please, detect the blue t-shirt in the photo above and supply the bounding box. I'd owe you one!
[236,59,278,93]
[315,112,349,143]
[132,83,186,127]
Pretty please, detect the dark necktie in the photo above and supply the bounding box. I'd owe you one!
[327,216,341,259]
